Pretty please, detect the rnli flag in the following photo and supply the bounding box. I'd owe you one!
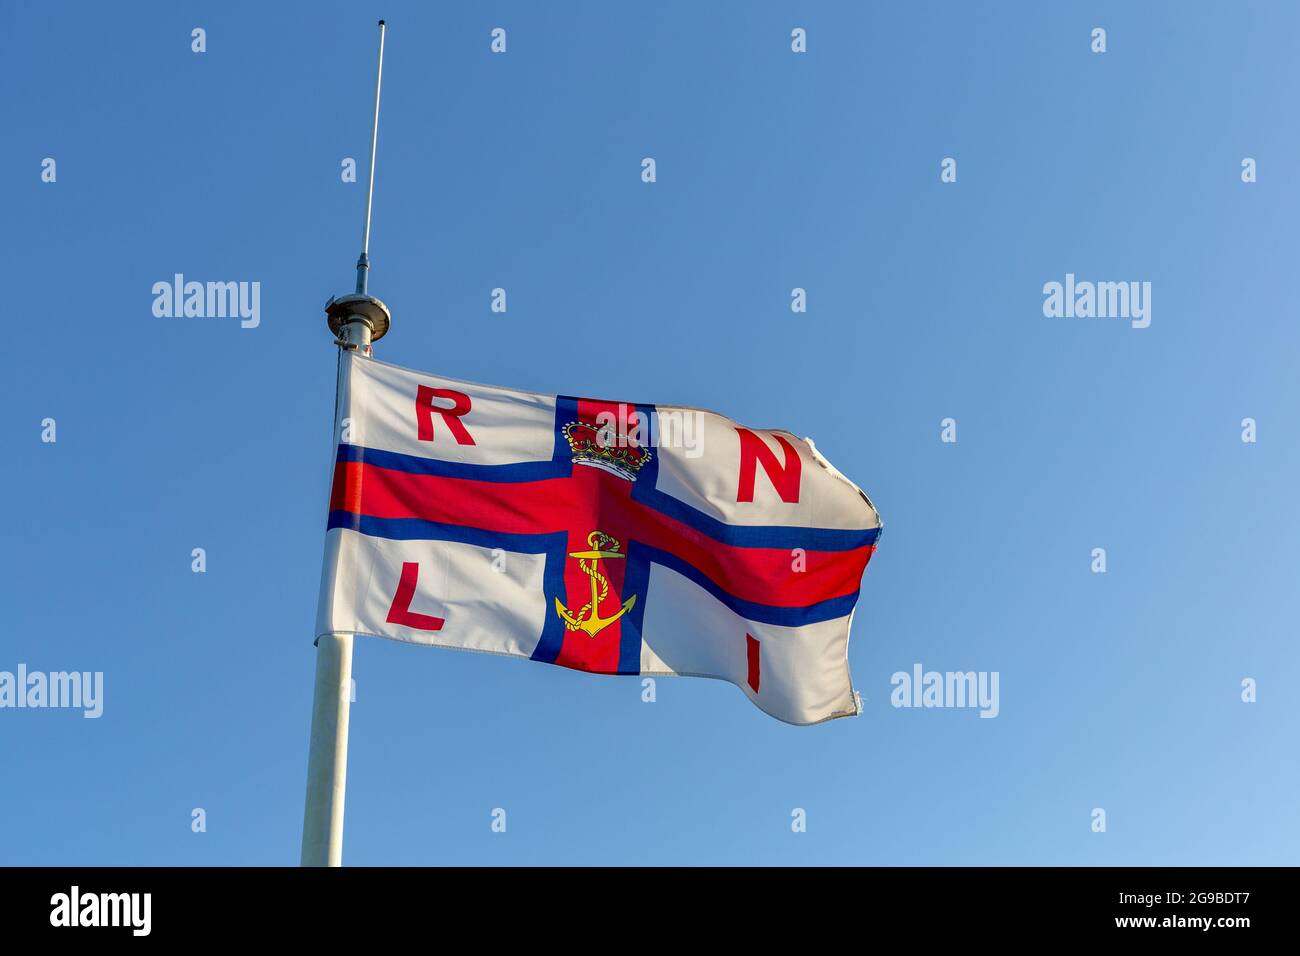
[317,352,882,725]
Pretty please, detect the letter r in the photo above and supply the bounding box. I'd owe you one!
[416,385,476,445]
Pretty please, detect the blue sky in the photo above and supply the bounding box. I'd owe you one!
[2,1,1297,865]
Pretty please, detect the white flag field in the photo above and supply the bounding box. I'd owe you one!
[317,353,882,724]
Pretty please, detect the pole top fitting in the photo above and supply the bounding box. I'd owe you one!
[325,294,391,343]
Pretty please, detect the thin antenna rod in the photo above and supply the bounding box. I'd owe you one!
[356,19,387,295]
[325,18,391,349]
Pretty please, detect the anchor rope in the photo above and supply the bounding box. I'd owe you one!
[563,531,619,630]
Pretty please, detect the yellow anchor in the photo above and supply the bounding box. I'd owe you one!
[555,531,637,637]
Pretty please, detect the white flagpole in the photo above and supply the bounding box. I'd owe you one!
[300,630,354,866]
[302,18,391,867]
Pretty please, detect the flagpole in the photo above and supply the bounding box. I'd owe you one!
[302,18,392,868]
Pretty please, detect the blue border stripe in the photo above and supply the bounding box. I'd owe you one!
[326,512,567,554]
[635,545,859,626]
[530,542,570,665]
[633,482,877,550]
[336,442,570,483]
[619,544,653,674]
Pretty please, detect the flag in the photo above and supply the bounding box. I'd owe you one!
[316,352,882,725]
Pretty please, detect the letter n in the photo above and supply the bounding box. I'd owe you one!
[416,385,476,445]
[735,428,801,503]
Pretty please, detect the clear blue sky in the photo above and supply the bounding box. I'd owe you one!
[2,1,1297,865]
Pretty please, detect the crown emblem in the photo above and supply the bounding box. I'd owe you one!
[563,420,651,482]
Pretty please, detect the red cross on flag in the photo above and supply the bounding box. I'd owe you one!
[316,352,883,725]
